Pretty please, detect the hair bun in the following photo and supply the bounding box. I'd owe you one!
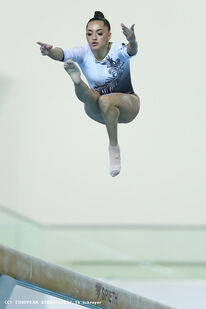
[94,11,105,18]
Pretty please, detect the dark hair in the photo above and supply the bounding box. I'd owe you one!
[86,11,111,31]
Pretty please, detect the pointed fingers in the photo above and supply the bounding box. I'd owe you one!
[121,23,128,29]
[37,42,47,46]
[130,24,135,31]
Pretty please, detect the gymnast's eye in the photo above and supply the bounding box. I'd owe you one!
[86,32,103,36]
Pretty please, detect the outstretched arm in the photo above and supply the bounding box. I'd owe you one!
[121,23,138,56]
[37,42,64,61]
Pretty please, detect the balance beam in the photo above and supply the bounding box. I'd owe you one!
[0,245,175,309]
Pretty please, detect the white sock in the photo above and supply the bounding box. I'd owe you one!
[108,144,121,177]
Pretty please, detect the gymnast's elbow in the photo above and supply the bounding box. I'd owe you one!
[127,49,138,56]
[128,50,138,56]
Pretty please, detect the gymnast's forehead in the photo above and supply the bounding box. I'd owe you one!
[86,20,108,31]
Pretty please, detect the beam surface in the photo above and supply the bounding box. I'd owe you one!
[0,245,175,309]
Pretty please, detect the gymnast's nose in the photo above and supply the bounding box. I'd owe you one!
[92,33,97,40]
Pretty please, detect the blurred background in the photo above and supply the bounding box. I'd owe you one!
[0,0,205,308]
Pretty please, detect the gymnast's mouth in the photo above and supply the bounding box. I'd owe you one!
[92,42,98,46]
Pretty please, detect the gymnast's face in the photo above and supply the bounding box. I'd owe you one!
[86,21,111,51]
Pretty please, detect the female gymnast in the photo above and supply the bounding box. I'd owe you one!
[37,11,140,177]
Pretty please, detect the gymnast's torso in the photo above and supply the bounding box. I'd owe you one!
[62,42,136,95]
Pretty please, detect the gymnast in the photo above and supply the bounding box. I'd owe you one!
[37,11,140,177]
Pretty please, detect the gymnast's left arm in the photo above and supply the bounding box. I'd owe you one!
[121,23,138,56]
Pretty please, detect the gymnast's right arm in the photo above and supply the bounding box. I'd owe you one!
[36,42,64,61]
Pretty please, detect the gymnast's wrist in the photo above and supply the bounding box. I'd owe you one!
[48,47,64,61]
[128,37,136,43]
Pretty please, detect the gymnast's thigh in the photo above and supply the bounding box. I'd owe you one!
[117,93,140,123]
[100,92,140,124]
[84,102,105,124]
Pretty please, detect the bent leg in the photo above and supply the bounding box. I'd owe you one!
[108,93,140,124]
[64,60,104,122]
[99,99,120,147]
[98,92,140,145]
[98,93,140,177]
[98,95,122,177]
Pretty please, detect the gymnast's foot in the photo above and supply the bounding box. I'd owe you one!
[109,144,121,177]
[64,59,81,84]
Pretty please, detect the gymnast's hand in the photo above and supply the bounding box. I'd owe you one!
[36,42,53,56]
[121,23,136,42]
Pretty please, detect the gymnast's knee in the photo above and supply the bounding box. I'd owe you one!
[98,95,114,113]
